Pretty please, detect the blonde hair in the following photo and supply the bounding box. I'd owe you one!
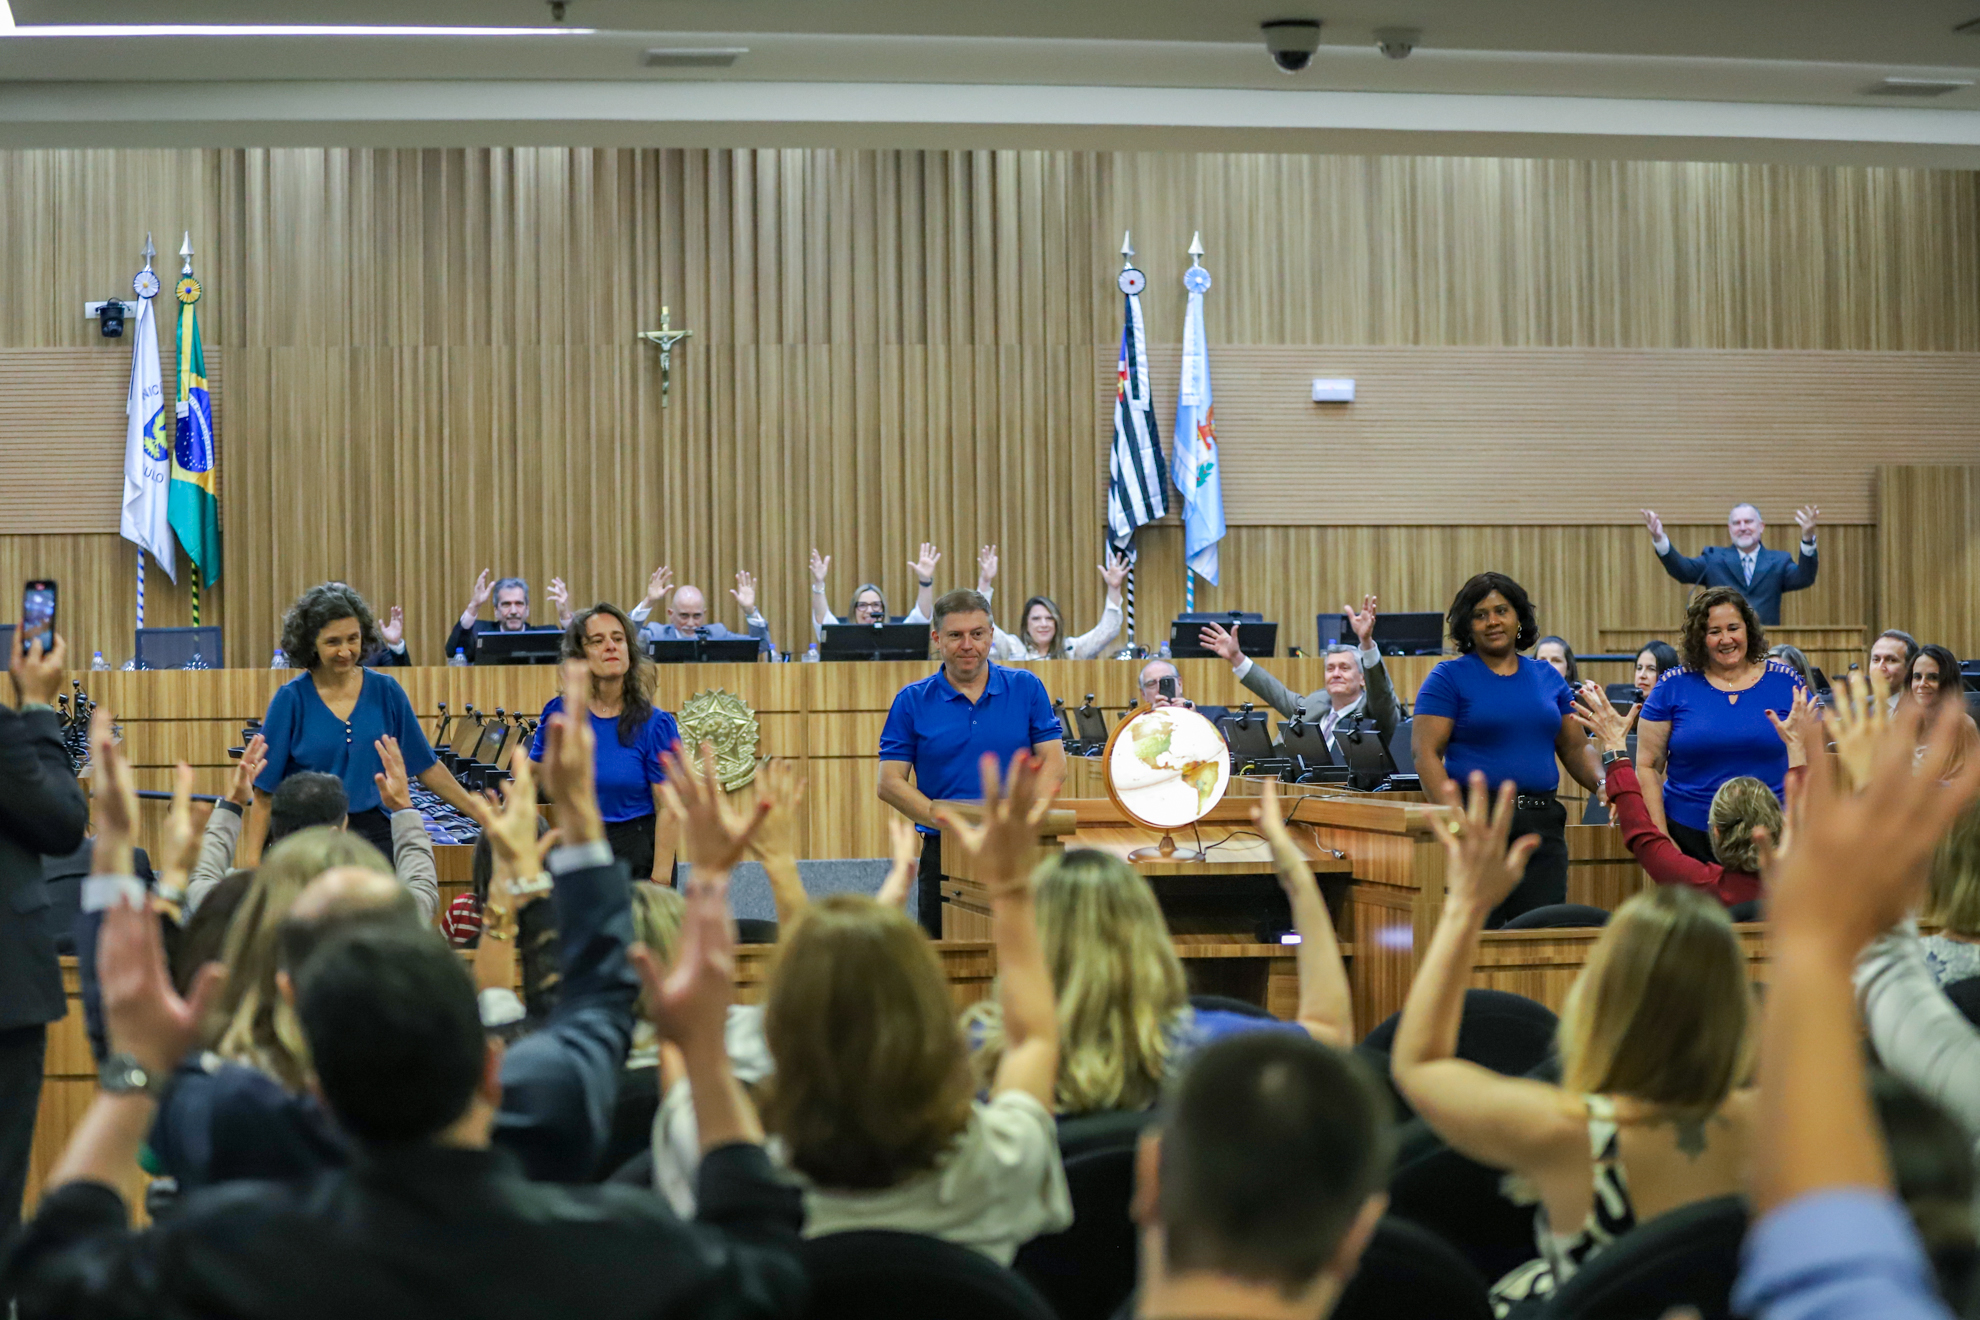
[1558,886,1755,1120]
[211,826,391,1091]
[1926,803,1980,939]
[761,894,974,1189]
[1707,776,1780,875]
[630,881,686,1019]
[964,849,1186,1114]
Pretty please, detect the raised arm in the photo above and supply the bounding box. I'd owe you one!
[808,549,835,628]
[0,632,87,855]
[1572,689,1715,891]
[1643,509,1706,583]
[460,567,493,632]
[910,542,942,621]
[186,735,258,912]
[1252,781,1350,1045]
[1634,717,1673,834]
[1784,505,1820,591]
[375,735,439,923]
[745,759,810,927]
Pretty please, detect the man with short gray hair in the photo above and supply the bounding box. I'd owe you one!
[1198,595,1397,760]
[1641,501,1820,626]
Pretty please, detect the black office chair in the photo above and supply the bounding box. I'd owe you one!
[805,1230,1058,1320]
[1385,717,1413,773]
[1014,1109,1154,1320]
[1538,1195,1748,1320]
[1334,1215,1494,1320]
[1944,976,1980,1029]
[1499,904,1611,930]
[1358,989,1559,1127]
[1386,1119,1542,1285]
[1604,682,1642,709]
[734,917,779,944]
[605,1146,654,1187]
[1188,993,1273,1020]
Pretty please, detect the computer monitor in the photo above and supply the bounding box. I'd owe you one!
[1336,720,1396,789]
[469,720,512,768]
[647,636,762,664]
[1317,610,1445,656]
[1275,714,1334,766]
[1170,616,1277,659]
[819,622,930,662]
[135,625,224,670]
[1217,707,1275,761]
[476,629,564,666]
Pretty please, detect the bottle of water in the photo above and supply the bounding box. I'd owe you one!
[270,647,289,670]
[448,648,469,668]
[1157,640,1172,659]
[90,650,109,671]
[803,643,820,663]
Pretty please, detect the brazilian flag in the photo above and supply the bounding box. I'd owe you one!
[170,277,221,587]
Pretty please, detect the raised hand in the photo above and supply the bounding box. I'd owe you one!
[1795,505,1820,538]
[1640,509,1665,541]
[746,758,807,865]
[229,733,267,808]
[1766,686,1820,767]
[548,576,572,627]
[373,734,413,813]
[908,542,942,585]
[89,709,138,877]
[632,865,736,1053]
[644,564,675,609]
[933,751,1055,899]
[469,568,494,610]
[99,886,226,1076]
[381,605,404,650]
[977,544,999,588]
[809,548,830,585]
[1825,670,1889,791]
[1570,682,1630,753]
[1252,779,1313,887]
[158,762,211,893]
[539,660,604,846]
[9,627,65,707]
[1196,620,1243,666]
[661,741,774,872]
[1099,551,1129,594]
[483,743,555,880]
[876,815,920,909]
[1429,772,1541,918]
[732,569,758,615]
[1345,594,1379,647]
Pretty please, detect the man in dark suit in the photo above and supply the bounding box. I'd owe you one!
[1641,502,1820,625]
[0,629,88,1239]
[1198,596,1399,759]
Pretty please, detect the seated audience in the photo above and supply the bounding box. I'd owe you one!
[965,781,1348,1115]
[182,733,264,910]
[1635,587,1803,864]
[1392,773,1756,1311]
[1766,642,1814,692]
[1905,644,1980,781]
[0,716,804,1318]
[763,753,1071,1264]
[1200,596,1396,758]
[445,570,573,664]
[1737,688,1980,1319]
[1633,640,1681,701]
[1919,803,1980,987]
[1871,629,1920,712]
[360,603,411,667]
[1572,684,1809,908]
[1535,635,1581,688]
[1133,659,1228,728]
[807,543,941,642]
[973,543,1128,660]
[1128,1032,1395,1320]
[632,565,774,655]
[1870,1070,1980,1309]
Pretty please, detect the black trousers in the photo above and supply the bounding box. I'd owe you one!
[1488,796,1569,928]
[1667,818,1718,866]
[345,806,395,857]
[607,813,658,883]
[916,832,944,939]
[0,1023,47,1243]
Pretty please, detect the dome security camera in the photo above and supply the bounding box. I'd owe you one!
[1373,26,1421,59]
[1261,19,1322,74]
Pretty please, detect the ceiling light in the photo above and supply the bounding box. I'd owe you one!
[642,47,746,68]
[0,0,14,31]
[0,24,596,37]
[1863,77,1975,97]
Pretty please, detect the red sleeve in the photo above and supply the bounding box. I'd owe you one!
[1605,759,1727,895]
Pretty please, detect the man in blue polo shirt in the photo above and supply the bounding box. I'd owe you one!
[879,588,1066,937]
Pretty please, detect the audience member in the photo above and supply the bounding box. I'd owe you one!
[1535,635,1580,687]
[1871,1069,1980,1309]
[632,565,774,656]
[1633,640,1681,700]
[530,604,680,881]
[0,627,87,1241]
[768,752,1070,1264]
[1635,587,1803,864]
[878,589,1066,938]
[974,543,1128,660]
[1393,772,1757,1312]
[445,570,572,664]
[442,813,550,949]
[1641,501,1819,625]
[1128,1032,1394,1320]
[1411,572,1600,924]
[808,543,942,642]
[1766,642,1814,692]
[360,602,411,667]
[965,781,1348,1115]
[1919,802,1980,987]
[246,583,481,862]
[1872,629,1920,711]
[183,733,264,910]
[1905,644,1980,781]
[1134,659,1226,726]
[1573,685,1808,908]
[1737,686,1980,1320]
[1200,596,1397,760]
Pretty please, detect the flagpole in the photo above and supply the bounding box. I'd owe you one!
[136,553,145,630]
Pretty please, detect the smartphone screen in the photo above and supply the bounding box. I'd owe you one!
[1156,675,1177,700]
[21,580,55,656]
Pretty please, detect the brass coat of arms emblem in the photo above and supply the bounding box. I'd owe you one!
[676,688,761,791]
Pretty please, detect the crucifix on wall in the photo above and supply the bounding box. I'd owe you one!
[637,305,693,407]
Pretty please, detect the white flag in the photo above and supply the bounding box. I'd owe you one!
[1172,264,1225,585]
[120,296,176,581]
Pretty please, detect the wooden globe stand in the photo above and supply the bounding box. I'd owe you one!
[1101,704,1208,863]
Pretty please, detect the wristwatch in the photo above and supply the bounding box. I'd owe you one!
[1600,749,1630,768]
[98,1052,165,1099]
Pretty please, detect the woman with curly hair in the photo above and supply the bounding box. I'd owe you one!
[245,582,480,860]
[1635,587,1804,864]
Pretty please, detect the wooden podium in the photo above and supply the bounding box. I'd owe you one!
[936,797,1351,1019]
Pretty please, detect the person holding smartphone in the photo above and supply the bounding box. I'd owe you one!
[0,597,86,1240]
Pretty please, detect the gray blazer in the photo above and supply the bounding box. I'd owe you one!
[1238,654,1400,751]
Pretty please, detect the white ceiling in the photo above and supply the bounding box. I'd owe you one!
[3,0,1979,162]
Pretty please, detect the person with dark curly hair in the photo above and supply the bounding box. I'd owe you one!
[529,603,681,881]
[1636,586,1804,864]
[1904,644,1980,782]
[245,583,482,861]
[1411,572,1600,924]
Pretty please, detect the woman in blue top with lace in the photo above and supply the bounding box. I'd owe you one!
[1636,587,1804,865]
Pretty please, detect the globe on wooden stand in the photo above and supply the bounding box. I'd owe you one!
[1100,704,1233,863]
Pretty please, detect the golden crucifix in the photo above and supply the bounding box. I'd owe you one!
[637,305,693,406]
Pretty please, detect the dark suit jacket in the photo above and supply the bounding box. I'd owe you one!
[1655,542,1816,625]
[1238,653,1401,755]
[0,705,88,1033]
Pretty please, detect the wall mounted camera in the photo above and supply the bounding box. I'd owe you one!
[1261,19,1322,73]
[1373,26,1421,59]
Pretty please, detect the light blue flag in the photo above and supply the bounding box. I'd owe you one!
[1172,252,1225,585]
[120,294,176,583]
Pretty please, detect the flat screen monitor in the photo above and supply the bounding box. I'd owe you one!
[1317,610,1445,656]
[476,629,564,666]
[470,721,512,767]
[1336,721,1396,788]
[1217,708,1275,761]
[1170,617,1276,660]
[1275,715,1334,765]
[820,622,929,662]
[647,637,762,665]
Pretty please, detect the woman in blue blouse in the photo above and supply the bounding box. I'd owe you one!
[248,583,482,861]
[1637,586,1803,864]
[1412,572,1602,925]
[531,603,680,881]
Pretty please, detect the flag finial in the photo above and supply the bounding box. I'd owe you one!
[1188,231,1204,265]
[1120,231,1134,265]
[179,231,194,275]
[141,232,155,268]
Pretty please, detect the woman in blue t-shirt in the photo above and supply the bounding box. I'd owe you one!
[531,603,680,881]
[1637,587,1803,864]
[250,582,484,860]
[1412,572,1603,925]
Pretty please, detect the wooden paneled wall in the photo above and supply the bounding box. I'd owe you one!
[1879,465,1980,658]
[0,149,1975,670]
